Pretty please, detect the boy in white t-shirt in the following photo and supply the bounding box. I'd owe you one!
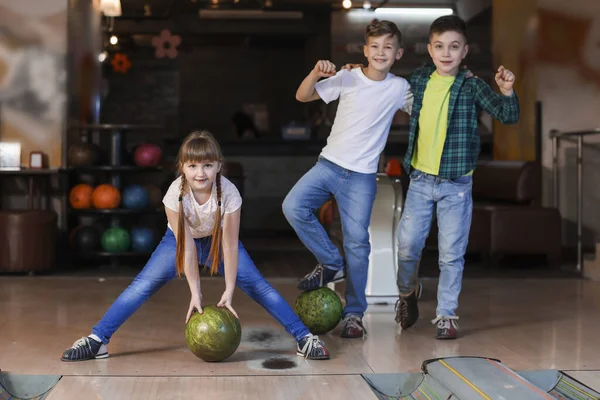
[282,19,412,339]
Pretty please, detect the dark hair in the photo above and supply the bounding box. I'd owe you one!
[429,15,467,41]
[365,19,402,46]
[175,130,224,277]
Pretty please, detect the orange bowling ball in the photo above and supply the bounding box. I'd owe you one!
[385,159,402,177]
[92,184,121,209]
[69,184,94,209]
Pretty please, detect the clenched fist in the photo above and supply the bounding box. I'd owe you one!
[495,65,515,96]
[312,60,337,78]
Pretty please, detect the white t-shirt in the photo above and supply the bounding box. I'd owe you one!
[162,175,242,238]
[315,67,412,174]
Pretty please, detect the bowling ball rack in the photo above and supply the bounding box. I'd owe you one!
[66,124,167,269]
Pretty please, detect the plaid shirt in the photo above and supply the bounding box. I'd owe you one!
[402,63,520,179]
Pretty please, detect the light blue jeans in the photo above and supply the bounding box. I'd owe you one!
[92,229,310,344]
[396,169,473,317]
[282,156,377,317]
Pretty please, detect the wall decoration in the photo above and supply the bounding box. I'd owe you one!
[536,8,600,87]
[111,52,131,73]
[151,29,181,59]
[0,0,66,167]
[0,142,22,169]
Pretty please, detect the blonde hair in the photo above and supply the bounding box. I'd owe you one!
[175,130,224,277]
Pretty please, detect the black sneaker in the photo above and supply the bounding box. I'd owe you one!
[394,281,422,329]
[61,336,108,362]
[296,334,330,360]
[433,316,459,340]
[298,264,345,291]
[340,315,366,338]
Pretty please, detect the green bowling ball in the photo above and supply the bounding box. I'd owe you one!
[101,227,130,252]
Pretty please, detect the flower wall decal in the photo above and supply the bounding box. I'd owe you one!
[151,29,181,59]
[111,52,131,73]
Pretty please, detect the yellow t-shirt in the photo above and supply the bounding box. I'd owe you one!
[411,71,455,176]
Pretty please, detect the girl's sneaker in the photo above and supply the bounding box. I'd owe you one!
[61,336,108,362]
[296,334,330,360]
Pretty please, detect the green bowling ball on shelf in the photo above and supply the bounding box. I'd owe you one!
[101,227,130,253]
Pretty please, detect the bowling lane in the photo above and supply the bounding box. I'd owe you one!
[0,277,371,376]
[4,276,600,379]
[45,375,377,400]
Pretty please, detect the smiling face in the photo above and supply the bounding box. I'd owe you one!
[427,30,469,77]
[181,160,221,192]
[363,33,403,73]
[177,132,224,194]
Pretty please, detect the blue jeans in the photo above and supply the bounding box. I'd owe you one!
[282,156,377,317]
[396,169,473,317]
[92,229,310,344]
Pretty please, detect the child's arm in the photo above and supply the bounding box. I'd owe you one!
[400,87,414,115]
[473,65,520,125]
[217,208,241,318]
[165,207,203,322]
[296,60,337,102]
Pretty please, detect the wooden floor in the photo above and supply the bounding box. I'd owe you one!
[1,276,600,399]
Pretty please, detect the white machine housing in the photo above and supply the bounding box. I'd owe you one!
[365,173,404,305]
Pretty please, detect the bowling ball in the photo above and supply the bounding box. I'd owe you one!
[69,184,94,209]
[185,305,241,362]
[130,227,156,252]
[101,227,130,253]
[144,185,162,207]
[294,287,343,335]
[74,225,100,251]
[92,184,121,209]
[133,144,162,167]
[385,158,402,177]
[318,199,337,226]
[68,143,98,166]
[122,184,149,209]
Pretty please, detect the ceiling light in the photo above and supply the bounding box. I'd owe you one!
[373,7,453,16]
[100,0,122,17]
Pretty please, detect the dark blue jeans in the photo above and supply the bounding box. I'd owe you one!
[92,229,309,344]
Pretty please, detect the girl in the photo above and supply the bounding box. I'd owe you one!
[61,131,330,362]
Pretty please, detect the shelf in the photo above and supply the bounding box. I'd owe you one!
[69,208,163,214]
[67,166,163,172]
[65,122,166,269]
[0,168,65,175]
[81,251,153,257]
[70,123,164,131]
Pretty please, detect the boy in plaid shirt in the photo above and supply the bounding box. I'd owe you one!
[394,15,520,339]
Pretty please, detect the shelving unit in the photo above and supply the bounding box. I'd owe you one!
[66,123,168,269]
[69,207,164,215]
[67,166,164,172]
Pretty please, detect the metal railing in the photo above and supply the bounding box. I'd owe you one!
[550,128,600,274]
